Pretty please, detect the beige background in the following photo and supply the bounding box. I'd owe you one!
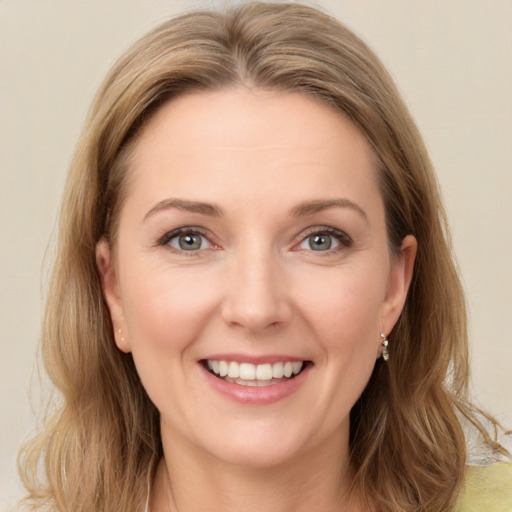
[1,0,511,509]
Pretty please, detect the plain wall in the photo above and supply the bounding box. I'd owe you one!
[1,0,511,509]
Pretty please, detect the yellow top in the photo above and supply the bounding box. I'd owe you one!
[457,463,512,512]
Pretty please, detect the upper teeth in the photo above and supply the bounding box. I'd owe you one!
[207,360,303,380]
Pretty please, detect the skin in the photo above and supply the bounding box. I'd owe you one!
[97,88,416,511]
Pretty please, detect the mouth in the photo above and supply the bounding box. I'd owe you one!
[201,359,311,387]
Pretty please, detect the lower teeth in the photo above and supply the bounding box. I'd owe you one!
[224,376,288,387]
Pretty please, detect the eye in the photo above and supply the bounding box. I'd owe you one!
[160,229,213,252]
[171,233,207,251]
[299,233,339,251]
[296,227,352,252]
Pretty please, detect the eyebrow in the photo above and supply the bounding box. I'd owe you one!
[144,198,223,221]
[144,197,368,223]
[290,198,368,223]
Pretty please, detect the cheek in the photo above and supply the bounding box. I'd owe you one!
[299,264,386,346]
[295,262,387,403]
[118,263,225,420]
[120,263,222,354]
[281,265,387,441]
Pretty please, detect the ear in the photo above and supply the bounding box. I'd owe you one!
[96,239,131,353]
[380,234,417,336]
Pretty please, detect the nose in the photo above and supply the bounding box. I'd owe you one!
[221,246,292,333]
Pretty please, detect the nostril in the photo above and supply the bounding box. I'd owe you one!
[221,298,293,332]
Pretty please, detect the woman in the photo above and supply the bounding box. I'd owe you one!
[18,2,510,511]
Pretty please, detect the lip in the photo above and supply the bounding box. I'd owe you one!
[199,358,312,405]
[201,353,306,365]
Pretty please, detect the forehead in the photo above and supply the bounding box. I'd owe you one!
[124,88,381,216]
[132,87,373,158]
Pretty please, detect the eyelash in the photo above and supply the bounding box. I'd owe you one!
[295,226,353,254]
[157,227,215,255]
[157,226,353,254]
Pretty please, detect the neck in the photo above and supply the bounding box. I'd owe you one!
[151,425,365,512]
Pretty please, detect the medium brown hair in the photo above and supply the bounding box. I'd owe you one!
[18,3,507,511]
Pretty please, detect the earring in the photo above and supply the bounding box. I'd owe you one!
[118,328,125,343]
[380,333,389,361]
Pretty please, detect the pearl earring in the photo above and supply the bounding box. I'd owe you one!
[380,333,389,361]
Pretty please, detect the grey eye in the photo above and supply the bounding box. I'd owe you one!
[298,232,342,252]
[308,234,332,251]
[169,233,207,251]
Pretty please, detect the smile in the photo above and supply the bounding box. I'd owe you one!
[205,360,304,387]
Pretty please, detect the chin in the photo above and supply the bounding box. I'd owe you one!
[207,436,307,469]
[186,414,338,470]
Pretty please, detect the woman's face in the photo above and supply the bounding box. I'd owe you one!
[97,88,415,469]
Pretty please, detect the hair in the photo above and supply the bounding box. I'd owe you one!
[18,2,508,511]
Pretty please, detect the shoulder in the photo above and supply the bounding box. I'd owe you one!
[456,463,512,512]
